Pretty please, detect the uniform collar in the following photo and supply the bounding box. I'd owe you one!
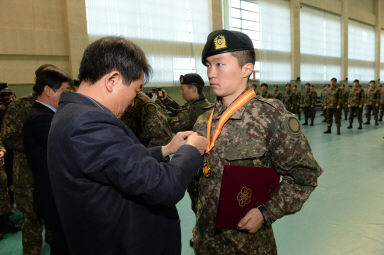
[213,89,249,120]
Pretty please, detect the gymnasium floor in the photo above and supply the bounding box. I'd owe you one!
[1,115,383,254]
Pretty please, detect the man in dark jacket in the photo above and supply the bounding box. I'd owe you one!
[23,67,72,254]
[47,36,207,255]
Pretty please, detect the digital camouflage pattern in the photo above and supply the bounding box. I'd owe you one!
[293,90,301,119]
[0,93,44,255]
[191,92,322,255]
[365,86,380,122]
[325,85,343,127]
[379,86,384,120]
[303,88,316,125]
[158,94,212,133]
[283,88,295,113]
[261,90,272,99]
[120,91,172,147]
[348,85,364,125]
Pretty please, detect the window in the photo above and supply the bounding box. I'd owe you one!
[85,0,211,86]
[229,0,291,82]
[300,6,341,82]
[348,20,375,82]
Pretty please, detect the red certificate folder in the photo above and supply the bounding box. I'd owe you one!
[215,165,280,229]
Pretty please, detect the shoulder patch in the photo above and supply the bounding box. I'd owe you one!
[282,115,301,136]
[145,104,157,114]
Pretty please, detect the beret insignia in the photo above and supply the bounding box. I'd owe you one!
[214,35,227,50]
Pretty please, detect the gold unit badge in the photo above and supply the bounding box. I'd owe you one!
[236,186,252,207]
[214,35,227,50]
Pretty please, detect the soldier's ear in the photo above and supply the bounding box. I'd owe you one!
[241,63,254,78]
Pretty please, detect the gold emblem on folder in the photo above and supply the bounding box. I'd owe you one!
[236,186,252,207]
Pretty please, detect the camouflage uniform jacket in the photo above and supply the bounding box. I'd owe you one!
[365,87,380,106]
[340,89,349,106]
[311,90,318,105]
[272,90,282,101]
[293,91,301,106]
[160,94,212,133]
[261,90,272,99]
[0,94,35,188]
[283,89,294,109]
[325,86,342,108]
[303,89,315,107]
[380,87,384,104]
[348,86,364,107]
[0,141,11,215]
[192,92,322,254]
[320,88,327,105]
[120,91,172,147]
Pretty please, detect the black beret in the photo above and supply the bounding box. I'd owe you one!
[202,29,254,65]
[0,82,8,90]
[179,73,204,91]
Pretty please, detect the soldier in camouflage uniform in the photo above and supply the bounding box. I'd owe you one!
[0,64,57,254]
[157,73,212,133]
[320,84,329,122]
[283,83,295,113]
[0,142,10,240]
[347,79,364,130]
[272,85,282,101]
[260,83,272,98]
[251,84,260,96]
[120,91,173,147]
[364,80,380,126]
[340,84,349,120]
[379,84,384,121]
[292,85,301,120]
[302,83,317,126]
[190,29,322,255]
[324,78,343,135]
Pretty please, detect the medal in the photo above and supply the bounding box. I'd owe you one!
[203,160,211,177]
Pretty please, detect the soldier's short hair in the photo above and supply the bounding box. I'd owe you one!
[353,79,359,84]
[274,85,278,88]
[286,83,291,87]
[180,73,205,94]
[305,82,310,86]
[34,68,72,96]
[293,85,297,88]
[369,80,375,84]
[331,77,337,82]
[79,37,152,86]
[261,83,268,88]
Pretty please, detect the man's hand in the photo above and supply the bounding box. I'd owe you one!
[161,131,194,157]
[185,133,207,155]
[237,208,264,234]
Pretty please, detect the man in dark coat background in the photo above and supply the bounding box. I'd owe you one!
[47,37,207,255]
[23,67,72,254]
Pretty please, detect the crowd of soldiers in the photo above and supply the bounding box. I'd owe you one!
[252,78,384,135]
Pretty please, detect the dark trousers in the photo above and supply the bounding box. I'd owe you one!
[295,105,301,119]
[303,106,315,123]
[343,106,349,120]
[349,106,363,124]
[326,107,341,127]
[365,105,378,122]
[379,103,384,119]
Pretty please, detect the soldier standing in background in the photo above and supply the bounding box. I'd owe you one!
[0,64,56,255]
[320,84,329,122]
[347,79,364,130]
[364,80,380,126]
[260,83,272,98]
[292,85,301,120]
[302,83,316,126]
[340,84,349,120]
[157,73,212,133]
[379,84,384,121]
[310,84,318,125]
[251,83,260,95]
[272,85,282,101]
[324,78,342,135]
[284,83,295,113]
[191,29,322,255]
[120,91,173,147]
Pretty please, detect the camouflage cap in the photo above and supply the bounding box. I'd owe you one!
[180,73,205,91]
[202,29,254,65]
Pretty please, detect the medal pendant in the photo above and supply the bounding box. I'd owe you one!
[203,160,211,177]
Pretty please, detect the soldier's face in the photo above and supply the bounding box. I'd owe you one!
[206,52,253,98]
[181,84,195,102]
[369,82,375,88]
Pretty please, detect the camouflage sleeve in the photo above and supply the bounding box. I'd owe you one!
[312,92,317,106]
[264,111,323,222]
[337,89,343,106]
[360,90,365,105]
[375,90,380,105]
[0,101,24,152]
[161,96,182,115]
[141,103,173,147]
[168,107,200,133]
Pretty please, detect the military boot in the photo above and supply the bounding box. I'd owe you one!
[310,120,314,126]
[358,123,363,129]
[303,121,308,125]
[323,126,331,134]
[364,121,370,125]
[347,123,352,129]
[375,120,379,126]
[337,126,340,135]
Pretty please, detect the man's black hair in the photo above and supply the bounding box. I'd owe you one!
[261,83,268,88]
[33,68,72,96]
[79,37,152,86]
[353,79,359,83]
[369,80,375,84]
[331,77,337,82]
[35,64,58,77]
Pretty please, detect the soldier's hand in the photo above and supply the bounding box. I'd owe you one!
[185,132,207,155]
[237,208,264,234]
[162,131,194,156]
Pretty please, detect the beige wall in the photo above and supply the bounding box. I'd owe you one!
[0,0,88,92]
